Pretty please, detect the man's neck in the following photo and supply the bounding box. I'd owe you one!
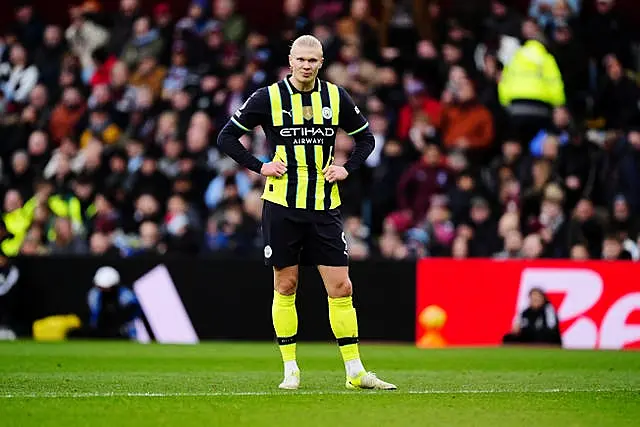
[289,75,314,92]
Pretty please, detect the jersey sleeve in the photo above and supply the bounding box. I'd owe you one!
[230,87,270,132]
[338,87,369,136]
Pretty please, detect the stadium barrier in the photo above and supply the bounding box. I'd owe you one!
[416,259,640,350]
[11,257,416,342]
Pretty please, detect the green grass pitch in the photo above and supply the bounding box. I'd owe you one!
[1,341,639,426]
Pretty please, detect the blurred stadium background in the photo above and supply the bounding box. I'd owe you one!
[0,0,639,425]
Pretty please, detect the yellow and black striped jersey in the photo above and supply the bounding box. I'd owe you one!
[229,76,370,211]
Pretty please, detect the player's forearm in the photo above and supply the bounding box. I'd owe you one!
[216,121,264,174]
[343,129,375,174]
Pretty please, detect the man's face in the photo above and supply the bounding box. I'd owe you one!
[628,131,640,149]
[134,17,150,36]
[16,6,33,22]
[492,1,506,16]
[140,223,159,247]
[111,63,129,87]
[602,238,621,260]
[44,26,62,47]
[529,290,545,310]
[56,218,73,240]
[470,204,489,223]
[505,230,523,253]
[554,27,571,44]
[614,199,629,220]
[30,85,47,109]
[121,0,138,14]
[553,107,570,128]
[541,200,561,220]
[10,45,26,65]
[75,182,93,200]
[596,0,614,14]
[289,44,323,87]
[424,145,440,165]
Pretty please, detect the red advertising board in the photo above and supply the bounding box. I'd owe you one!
[416,259,640,349]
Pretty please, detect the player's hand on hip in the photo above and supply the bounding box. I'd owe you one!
[323,165,348,183]
[261,161,287,177]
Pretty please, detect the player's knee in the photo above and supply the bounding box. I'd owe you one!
[331,277,352,298]
[274,276,298,295]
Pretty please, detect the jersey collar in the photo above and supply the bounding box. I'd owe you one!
[284,74,321,94]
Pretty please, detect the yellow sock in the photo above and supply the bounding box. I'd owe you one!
[272,291,297,362]
[328,296,361,363]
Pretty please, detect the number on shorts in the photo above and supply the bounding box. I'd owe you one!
[341,232,348,255]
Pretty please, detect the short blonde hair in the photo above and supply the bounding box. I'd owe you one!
[290,35,323,55]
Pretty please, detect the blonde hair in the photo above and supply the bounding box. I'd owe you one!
[290,35,323,56]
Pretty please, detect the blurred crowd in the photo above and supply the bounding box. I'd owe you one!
[1,0,640,261]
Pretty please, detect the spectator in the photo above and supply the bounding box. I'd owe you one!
[466,196,500,257]
[396,79,442,142]
[522,233,544,259]
[601,232,632,260]
[538,183,570,258]
[129,56,166,100]
[120,16,164,69]
[34,25,66,91]
[595,55,640,130]
[108,0,141,57]
[529,0,580,30]
[568,198,604,258]
[484,0,522,39]
[136,220,166,255]
[79,106,122,148]
[12,2,44,52]
[89,231,120,256]
[48,217,88,254]
[499,36,565,147]
[585,0,632,71]
[0,44,39,105]
[503,287,562,346]
[570,242,590,260]
[82,266,141,339]
[494,229,524,259]
[609,194,640,242]
[65,5,109,78]
[396,144,450,227]
[49,87,86,144]
[89,47,118,88]
[280,0,312,45]
[549,21,589,116]
[152,3,175,66]
[440,78,494,152]
[450,235,469,259]
[212,0,246,45]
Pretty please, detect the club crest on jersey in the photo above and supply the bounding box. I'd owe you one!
[322,106,333,120]
[303,106,314,121]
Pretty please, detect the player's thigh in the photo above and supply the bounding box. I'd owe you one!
[304,209,349,267]
[273,265,299,295]
[262,201,304,269]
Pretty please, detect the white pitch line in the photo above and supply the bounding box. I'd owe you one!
[0,389,635,399]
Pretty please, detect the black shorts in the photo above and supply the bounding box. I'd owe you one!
[261,201,348,268]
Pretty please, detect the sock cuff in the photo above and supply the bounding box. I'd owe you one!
[337,337,359,346]
[328,296,352,307]
[274,291,296,306]
[277,335,297,346]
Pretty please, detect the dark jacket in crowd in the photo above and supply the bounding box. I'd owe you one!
[504,302,562,346]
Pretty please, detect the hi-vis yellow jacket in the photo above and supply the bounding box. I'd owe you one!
[498,40,566,108]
